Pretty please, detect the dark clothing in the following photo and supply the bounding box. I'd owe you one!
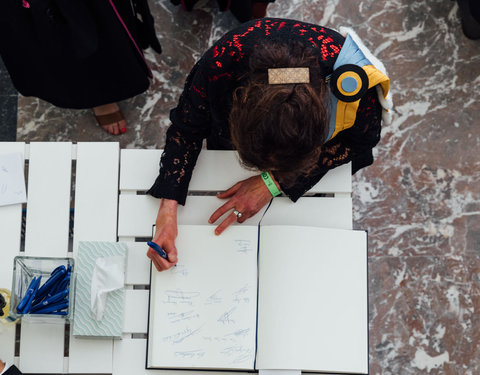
[458,0,480,39]
[4,365,22,375]
[147,18,383,205]
[0,0,160,109]
[170,0,276,22]
[229,0,276,23]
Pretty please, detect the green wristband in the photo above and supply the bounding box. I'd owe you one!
[261,172,282,197]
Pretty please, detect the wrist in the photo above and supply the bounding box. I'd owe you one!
[160,198,178,213]
[260,172,282,197]
[157,199,178,226]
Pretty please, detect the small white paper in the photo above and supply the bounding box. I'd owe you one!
[90,256,125,321]
[0,152,27,207]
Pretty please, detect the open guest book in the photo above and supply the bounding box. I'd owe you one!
[147,225,368,374]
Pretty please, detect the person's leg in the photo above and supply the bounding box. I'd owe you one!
[457,0,480,40]
[470,0,480,23]
[93,103,127,135]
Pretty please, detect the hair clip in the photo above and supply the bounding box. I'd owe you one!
[268,67,310,85]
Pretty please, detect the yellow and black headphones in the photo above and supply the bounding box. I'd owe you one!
[329,64,369,103]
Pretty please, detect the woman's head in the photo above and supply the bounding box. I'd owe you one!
[229,41,330,187]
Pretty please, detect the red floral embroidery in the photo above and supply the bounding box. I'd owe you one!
[192,85,206,98]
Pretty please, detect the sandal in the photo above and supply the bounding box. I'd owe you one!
[94,110,126,135]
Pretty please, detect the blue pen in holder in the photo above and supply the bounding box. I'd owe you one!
[10,256,75,322]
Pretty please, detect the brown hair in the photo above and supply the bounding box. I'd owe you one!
[229,42,330,187]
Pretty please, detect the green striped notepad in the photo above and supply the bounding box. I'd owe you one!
[73,241,127,338]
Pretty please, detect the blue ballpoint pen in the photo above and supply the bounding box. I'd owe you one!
[22,276,42,314]
[55,275,70,293]
[31,288,69,311]
[32,300,69,314]
[50,265,66,277]
[147,241,169,261]
[17,276,41,313]
[36,268,66,300]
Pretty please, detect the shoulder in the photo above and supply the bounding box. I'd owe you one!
[201,18,345,81]
[207,18,344,57]
[356,87,382,117]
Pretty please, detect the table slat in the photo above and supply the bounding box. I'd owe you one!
[68,334,114,374]
[0,191,21,364]
[20,142,71,373]
[120,150,253,192]
[123,289,149,334]
[118,195,266,238]
[120,150,351,194]
[19,321,65,373]
[68,142,119,373]
[24,142,72,255]
[262,197,353,230]
[0,142,25,288]
[124,242,151,285]
[0,204,22,287]
[72,142,119,254]
[0,325,16,366]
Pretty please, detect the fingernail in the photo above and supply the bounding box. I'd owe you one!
[208,219,213,224]
[121,128,126,133]
[214,230,220,236]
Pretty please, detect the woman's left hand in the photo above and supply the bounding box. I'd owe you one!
[208,175,276,235]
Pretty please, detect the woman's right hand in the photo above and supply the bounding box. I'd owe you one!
[148,198,179,271]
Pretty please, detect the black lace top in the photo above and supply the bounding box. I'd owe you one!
[147,18,382,205]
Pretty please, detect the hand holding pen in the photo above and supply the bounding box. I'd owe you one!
[146,199,179,272]
[147,241,169,260]
[147,239,178,271]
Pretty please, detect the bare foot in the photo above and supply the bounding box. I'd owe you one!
[93,103,127,135]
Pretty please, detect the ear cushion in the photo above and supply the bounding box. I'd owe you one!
[330,64,369,102]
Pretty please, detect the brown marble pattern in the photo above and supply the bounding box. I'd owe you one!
[15,0,480,373]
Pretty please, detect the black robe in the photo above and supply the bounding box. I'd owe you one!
[170,0,276,23]
[4,365,22,375]
[0,0,161,109]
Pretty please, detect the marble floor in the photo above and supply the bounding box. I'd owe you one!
[3,0,480,374]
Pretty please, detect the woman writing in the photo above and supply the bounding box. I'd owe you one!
[147,18,392,271]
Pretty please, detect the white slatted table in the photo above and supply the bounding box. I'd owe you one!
[0,143,352,374]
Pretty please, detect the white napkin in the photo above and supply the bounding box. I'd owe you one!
[90,256,125,321]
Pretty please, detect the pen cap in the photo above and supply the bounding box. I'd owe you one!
[10,256,75,323]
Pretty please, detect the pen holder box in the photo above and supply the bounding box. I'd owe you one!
[10,256,75,322]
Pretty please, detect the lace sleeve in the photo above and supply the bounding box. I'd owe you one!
[147,60,212,205]
[280,87,383,202]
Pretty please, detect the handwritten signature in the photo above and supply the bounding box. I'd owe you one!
[234,240,253,254]
[167,310,200,323]
[232,284,250,304]
[162,326,202,344]
[164,289,200,305]
[205,289,223,305]
[217,307,236,324]
[174,349,205,359]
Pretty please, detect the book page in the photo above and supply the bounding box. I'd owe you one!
[148,225,258,370]
[256,226,368,374]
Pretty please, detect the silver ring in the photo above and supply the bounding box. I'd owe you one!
[233,209,243,218]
